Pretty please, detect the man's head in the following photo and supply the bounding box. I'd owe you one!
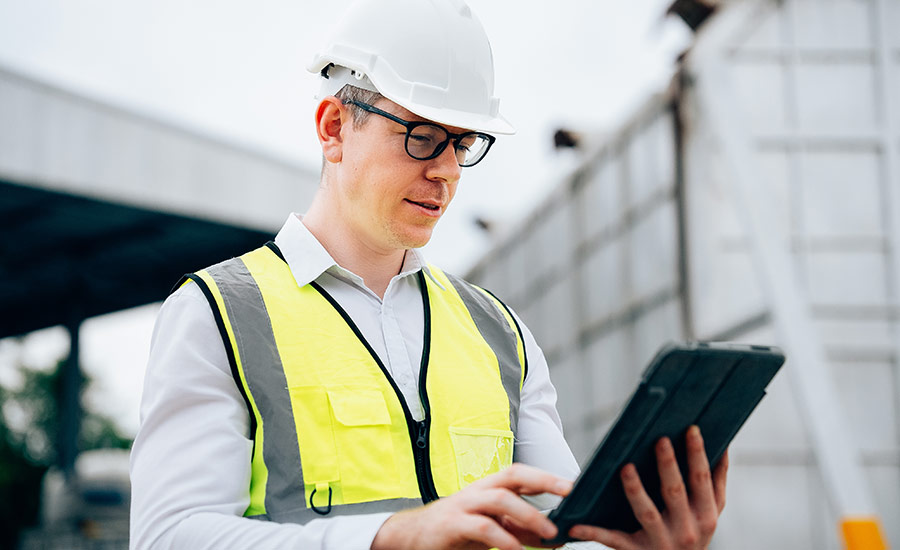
[306,0,511,254]
[308,0,514,136]
[313,90,469,252]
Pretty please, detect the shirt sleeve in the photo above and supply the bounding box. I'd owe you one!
[128,283,391,550]
[509,308,582,510]
[510,312,611,550]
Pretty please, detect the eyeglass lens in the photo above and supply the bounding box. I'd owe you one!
[406,125,492,167]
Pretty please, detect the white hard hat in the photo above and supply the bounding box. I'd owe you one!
[308,0,515,135]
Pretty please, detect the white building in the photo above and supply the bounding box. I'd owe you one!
[466,1,899,548]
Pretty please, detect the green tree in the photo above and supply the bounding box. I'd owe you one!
[0,357,132,549]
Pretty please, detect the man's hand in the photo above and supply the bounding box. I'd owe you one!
[371,463,573,550]
[569,425,728,550]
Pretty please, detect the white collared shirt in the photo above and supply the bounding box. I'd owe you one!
[129,214,579,550]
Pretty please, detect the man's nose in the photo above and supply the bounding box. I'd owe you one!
[426,141,462,183]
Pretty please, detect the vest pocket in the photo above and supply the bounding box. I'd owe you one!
[288,389,339,480]
[448,426,514,489]
[327,389,398,502]
[288,386,341,508]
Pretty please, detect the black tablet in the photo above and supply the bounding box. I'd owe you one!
[544,341,785,544]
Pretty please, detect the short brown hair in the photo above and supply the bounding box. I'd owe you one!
[334,85,384,127]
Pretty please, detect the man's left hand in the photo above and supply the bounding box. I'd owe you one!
[568,425,728,550]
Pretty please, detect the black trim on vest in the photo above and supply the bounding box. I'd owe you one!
[264,240,285,262]
[177,272,259,453]
[481,287,529,382]
[170,274,191,296]
[415,271,439,502]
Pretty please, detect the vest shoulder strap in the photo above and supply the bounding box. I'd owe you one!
[172,251,272,452]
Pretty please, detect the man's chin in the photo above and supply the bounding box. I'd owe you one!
[392,223,437,250]
[398,232,434,250]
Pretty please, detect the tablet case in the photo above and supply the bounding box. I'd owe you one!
[545,341,785,544]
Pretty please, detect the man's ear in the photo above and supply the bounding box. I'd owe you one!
[316,96,347,164]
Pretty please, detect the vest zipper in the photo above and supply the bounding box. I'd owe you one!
[414,271,439,503]
[416,421,428,448]
[414,419,436,503]
[415,365,438,502]
[378,378,438,504]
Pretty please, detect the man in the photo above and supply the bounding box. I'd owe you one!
[129,0,727,549]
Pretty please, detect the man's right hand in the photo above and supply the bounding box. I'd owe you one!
[370,463,574,550]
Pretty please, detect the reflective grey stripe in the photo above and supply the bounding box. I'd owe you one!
[444,273,522,433]
[247,497,422,524]
[206,259,307,517]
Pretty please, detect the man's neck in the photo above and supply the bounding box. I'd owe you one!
[301,212,406,300]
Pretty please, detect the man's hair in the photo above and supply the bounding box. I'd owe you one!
[334,84,384,127]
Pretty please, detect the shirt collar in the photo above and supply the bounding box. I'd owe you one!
[272,213,444,291]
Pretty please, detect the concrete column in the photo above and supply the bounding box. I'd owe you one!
[58,317,82,479]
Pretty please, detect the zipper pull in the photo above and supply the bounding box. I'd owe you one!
[416,421,428,449]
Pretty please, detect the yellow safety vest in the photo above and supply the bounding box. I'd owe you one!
[181,242,527,523]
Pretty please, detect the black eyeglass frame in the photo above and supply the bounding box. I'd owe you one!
[344,100,496,167]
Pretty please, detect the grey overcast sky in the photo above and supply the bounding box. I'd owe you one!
[0,0,692,434]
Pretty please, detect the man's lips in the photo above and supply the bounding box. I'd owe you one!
[404,198,443,212]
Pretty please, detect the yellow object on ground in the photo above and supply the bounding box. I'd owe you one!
[841,517,888,550]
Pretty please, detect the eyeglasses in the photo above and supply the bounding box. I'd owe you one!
[344,100,495,167]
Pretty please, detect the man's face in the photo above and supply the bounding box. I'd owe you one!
[331,99,464,253]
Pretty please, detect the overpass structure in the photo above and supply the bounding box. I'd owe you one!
[0,64,318,478]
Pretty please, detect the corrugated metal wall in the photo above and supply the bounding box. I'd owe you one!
[469,97,687,463]
[0,65,317,231]
[465,1,899,547]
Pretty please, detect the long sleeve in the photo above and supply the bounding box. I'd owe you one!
[128,284,391,550]
[513,312,580,479]
[508,309,581,512]
[508,315,607,549]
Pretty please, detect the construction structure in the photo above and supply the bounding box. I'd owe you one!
[0,64,318,548]
[2,0,897,548]
[466,0,897,548]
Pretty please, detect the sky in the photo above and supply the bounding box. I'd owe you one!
[0,0,693,436]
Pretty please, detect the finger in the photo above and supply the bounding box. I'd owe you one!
[620,463,669,548]
[713,447,729,513]
[457,515,521,550]
[656,436,697,542]
[500,516,562,548]
[477,463,573,497]
[466,488,558,541]
[685,426,718,537]
[569,524,639,550]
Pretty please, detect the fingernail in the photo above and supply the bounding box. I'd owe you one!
[542,522,558,538]
[555,479,573,493]
[690,425,701,438]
